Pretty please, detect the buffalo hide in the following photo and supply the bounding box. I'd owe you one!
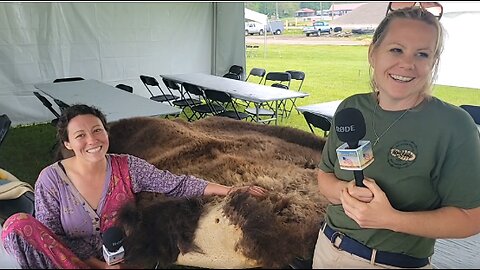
[107,116,329,268]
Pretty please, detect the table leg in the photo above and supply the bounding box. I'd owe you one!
[275,100,278,125]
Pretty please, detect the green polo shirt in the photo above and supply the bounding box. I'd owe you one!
[319,93,480,258]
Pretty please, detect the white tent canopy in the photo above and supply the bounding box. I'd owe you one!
[0,2,246,126]
[436,2,480,89]
[244,7,267,24]
[328,2,480,90]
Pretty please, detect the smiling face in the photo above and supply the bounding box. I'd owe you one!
[63,114,109,162]
[369,18,438,108]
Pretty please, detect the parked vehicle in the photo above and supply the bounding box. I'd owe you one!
[245,20,284,35]
[245,21,265,35]
[266,20,284,35]
[303,21,332,37]
[351,27,375,34]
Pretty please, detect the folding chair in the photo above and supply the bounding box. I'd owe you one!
[246,68,266,84]
[32,92,66,154]
[285,70,306,117]
[54,99,70,113]
[140,75,179,106]
[182,83,223,121]
[262,72,292,119]
[244,83,291,125]
[244,72,292,124]
[116,84,133,93]
[223,73,241,80]
[33,91,61,126]
[303,111,332,137]
[0,114,11,147]
[286,71,305,91]
[162,78,202,119]
[229,65,244,77]
[53,77,85,83]
[204,89,251,121]
[264,71,291,89]
[242,68,267,108]
[460,104,480,125]
[223,65,244,80]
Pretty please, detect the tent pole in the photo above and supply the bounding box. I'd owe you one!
[211,2,217,75]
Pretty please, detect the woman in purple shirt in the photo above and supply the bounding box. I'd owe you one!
[1,104,266,269]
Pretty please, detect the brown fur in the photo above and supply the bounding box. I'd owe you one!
[106,116,329,268]
[117,193,206,268]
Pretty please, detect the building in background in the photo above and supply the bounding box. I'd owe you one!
[327,3,367,16]
[329,2,387,31]
[295,3,367,22]
[295,8,315,17]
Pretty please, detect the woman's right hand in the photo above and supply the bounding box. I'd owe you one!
[317,171,373,204]
[227,185,268,197]
[345,179,374,203]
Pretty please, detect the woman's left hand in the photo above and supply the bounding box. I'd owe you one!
[227,185,268,197]
[340,178,399,229]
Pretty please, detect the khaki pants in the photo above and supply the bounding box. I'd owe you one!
[312,229,433,269]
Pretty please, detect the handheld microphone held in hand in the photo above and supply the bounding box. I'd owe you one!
[334,107,374,187]
[102,226,125,266]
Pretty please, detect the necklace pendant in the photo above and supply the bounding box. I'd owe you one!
[372,101,413,148]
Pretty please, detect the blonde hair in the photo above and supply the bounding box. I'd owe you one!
[368,6,444,96]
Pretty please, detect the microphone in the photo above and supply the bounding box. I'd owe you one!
[334,107,374,187]
[102,226,125,266]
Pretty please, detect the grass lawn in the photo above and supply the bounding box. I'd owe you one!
[1,44,478,185]
[0,123,57,186]
[246,44,479,130]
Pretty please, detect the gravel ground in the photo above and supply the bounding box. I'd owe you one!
[245,34,370,46]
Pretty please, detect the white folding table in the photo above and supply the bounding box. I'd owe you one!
[161,73,309,125]
[34,79,181,122]
[296,100,343,121]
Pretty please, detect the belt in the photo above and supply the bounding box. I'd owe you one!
[322,223,429,268]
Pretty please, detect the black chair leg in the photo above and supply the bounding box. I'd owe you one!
[187,112,198,122]
[181,108,191,119]
[285,98,299,118]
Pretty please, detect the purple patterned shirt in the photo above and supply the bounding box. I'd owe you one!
[34,154,208,260]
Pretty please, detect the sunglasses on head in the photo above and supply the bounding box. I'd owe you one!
[386,2,443,20]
